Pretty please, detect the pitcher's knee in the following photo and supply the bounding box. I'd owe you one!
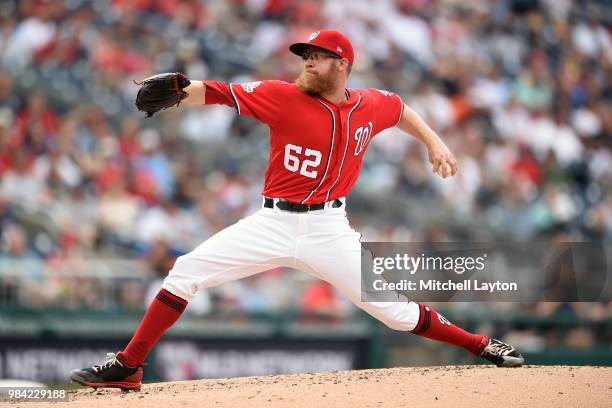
[381,319,413,331]
[372,301,421,332]
[162,254,199,301]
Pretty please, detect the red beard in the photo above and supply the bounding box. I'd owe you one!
[295,68,338,96]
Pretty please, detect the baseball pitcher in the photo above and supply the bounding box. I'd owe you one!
[70,30,523,391]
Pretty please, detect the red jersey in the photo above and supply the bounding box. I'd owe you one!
[203,80,404,205]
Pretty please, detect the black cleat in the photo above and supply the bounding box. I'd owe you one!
[480,338,524,367]
[70,352,143,391]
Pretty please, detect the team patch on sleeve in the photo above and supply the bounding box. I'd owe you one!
[375,89,393,97]
[241,81,263,93]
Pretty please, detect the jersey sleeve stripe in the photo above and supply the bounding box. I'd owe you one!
[228,83,241,115]
[395,95,404,127]
[301,98,336,204]
[325,93,362,201]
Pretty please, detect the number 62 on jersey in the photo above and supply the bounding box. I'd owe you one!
[283,144,322,179]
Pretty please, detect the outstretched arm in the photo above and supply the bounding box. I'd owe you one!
[135,75,279,123]
[134,73,204,117]
[183,80,206,105]
[396,103,458,179]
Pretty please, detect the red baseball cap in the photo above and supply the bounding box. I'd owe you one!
[289,30,354,65]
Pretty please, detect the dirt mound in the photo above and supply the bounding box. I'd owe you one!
[10,365,611,408]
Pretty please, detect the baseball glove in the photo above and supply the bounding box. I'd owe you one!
[134,72,191,117]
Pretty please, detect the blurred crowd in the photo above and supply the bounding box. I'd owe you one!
[0,0,610,349]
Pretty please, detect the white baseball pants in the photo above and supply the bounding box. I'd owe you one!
[162,199,420,331]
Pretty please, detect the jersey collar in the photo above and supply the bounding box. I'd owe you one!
[318,88,359,109]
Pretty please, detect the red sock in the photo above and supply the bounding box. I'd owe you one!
[410,303,487,355]
[117,289,188,368]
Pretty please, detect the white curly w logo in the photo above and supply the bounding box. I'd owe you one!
[354,122,373,156]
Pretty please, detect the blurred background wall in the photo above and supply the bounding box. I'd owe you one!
[0,0,610,384]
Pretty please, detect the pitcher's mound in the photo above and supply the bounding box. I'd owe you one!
[48,365,612,407]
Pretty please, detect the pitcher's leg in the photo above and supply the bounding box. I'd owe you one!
[118,288,188,369]
[302,218,522,366]
[163,209,298,300]
[301,229,421,331]
[71,210,297,388]
[122,209,295,366]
